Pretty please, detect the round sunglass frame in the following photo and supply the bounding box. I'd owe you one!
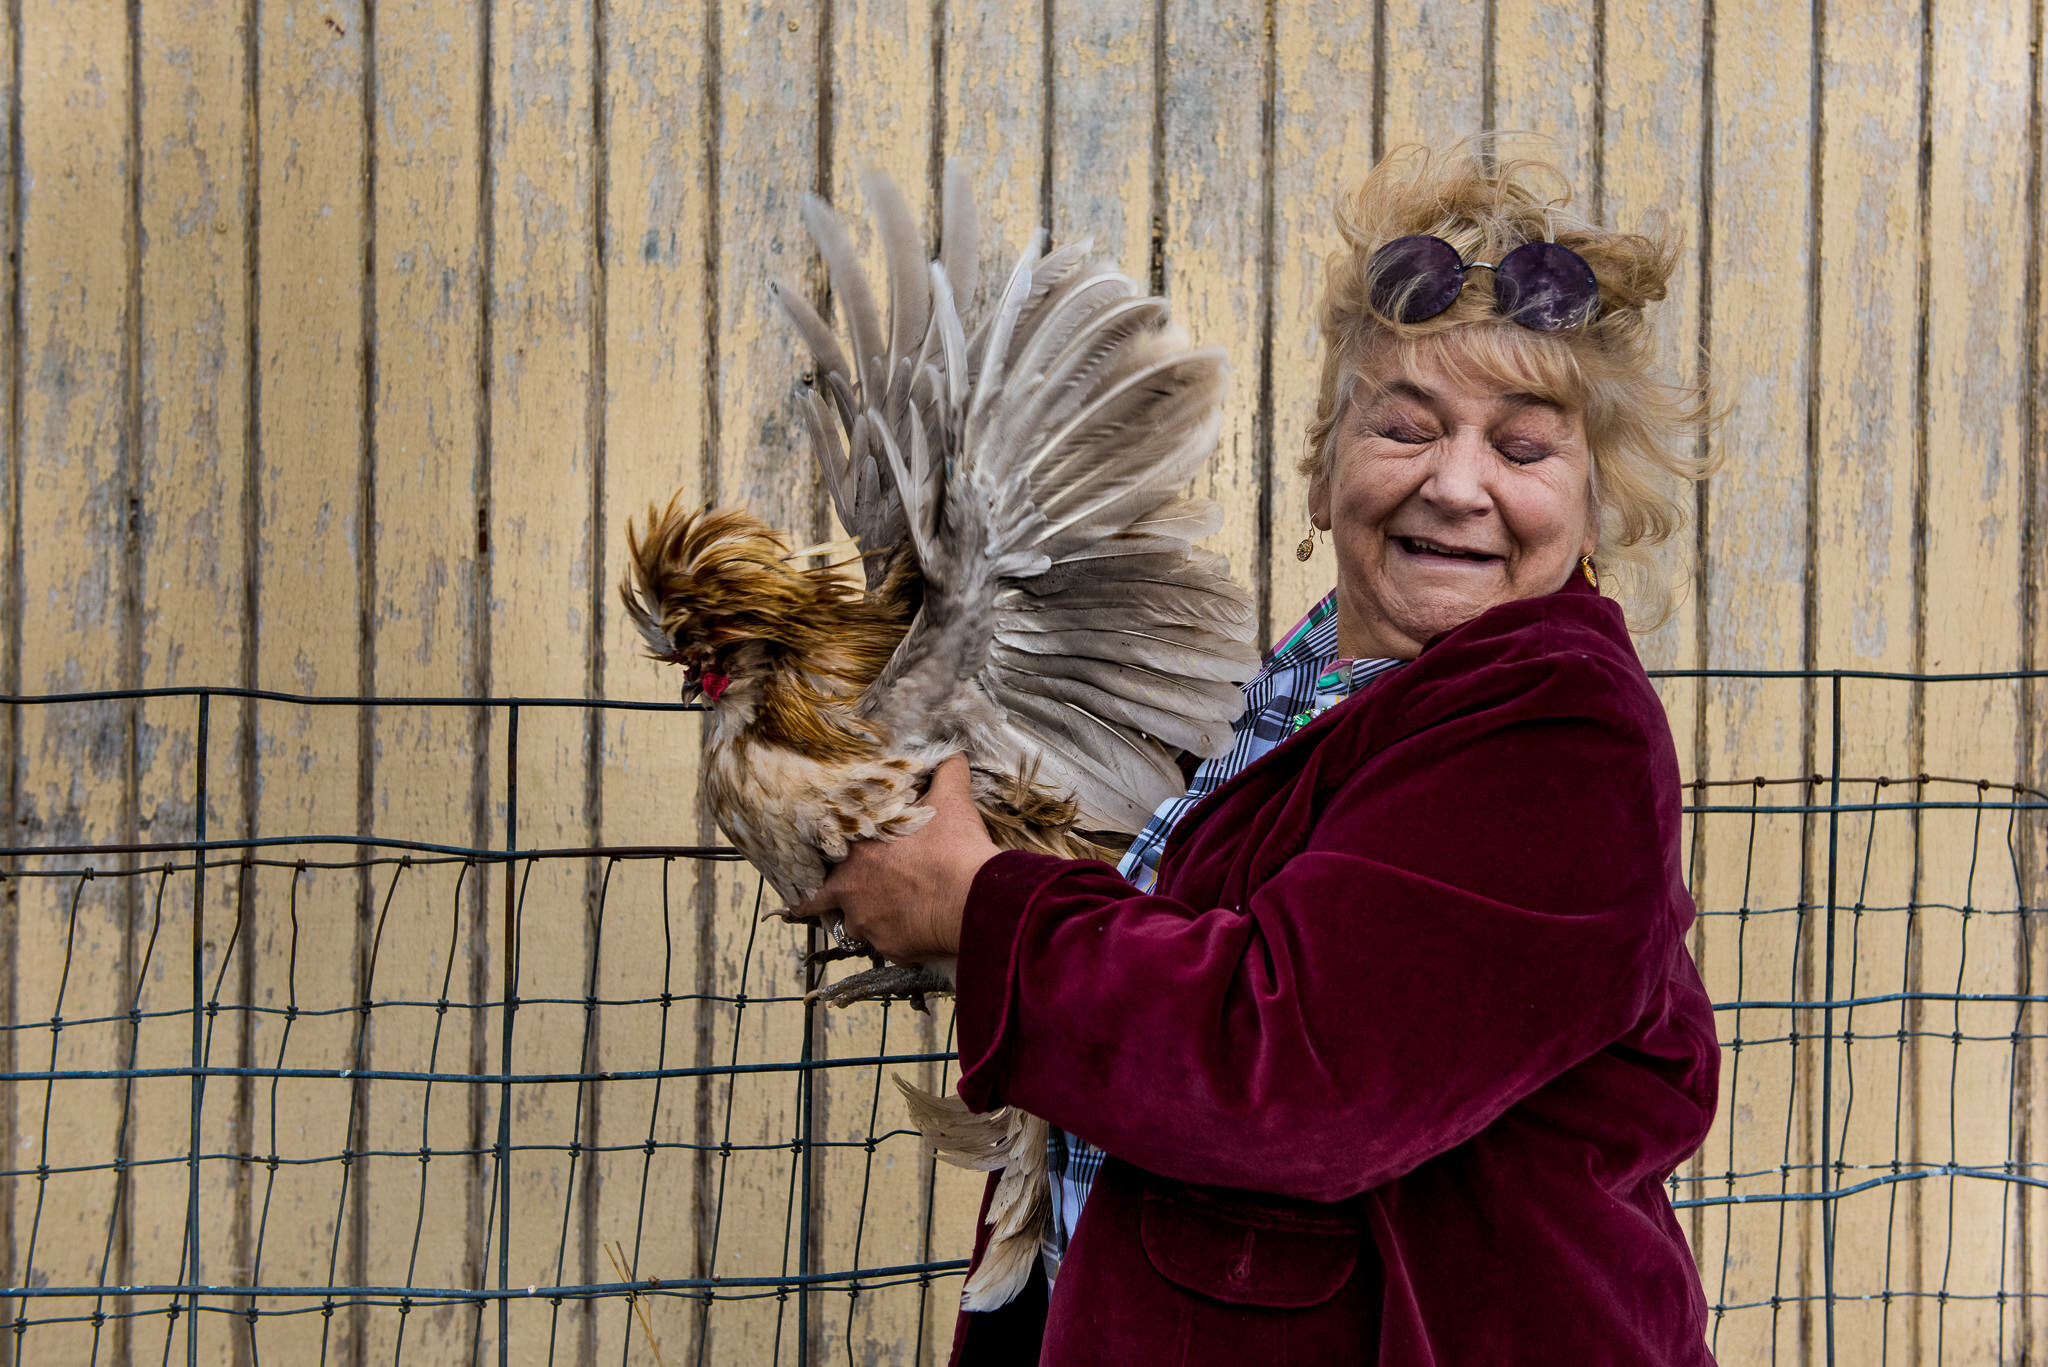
[1367,234,1600,332]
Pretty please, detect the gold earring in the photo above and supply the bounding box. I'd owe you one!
[1579,554,1599,589]
[1296,529,1316,561]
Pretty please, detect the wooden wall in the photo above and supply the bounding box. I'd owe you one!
[0,1,2042,1363]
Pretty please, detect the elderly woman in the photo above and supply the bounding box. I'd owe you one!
[804,145,1719,1365]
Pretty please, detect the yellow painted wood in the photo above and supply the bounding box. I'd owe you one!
[481,1,604,1360]
[1917,0,2036,1352]
[1378,0,1485,150]
[942,0,1042,317]
[1598,0,1709,1275]
[811,5,942,1360]
[1049,2,1155,278]
[362,2,487,1362]
[2029,14,2048,1351]
[930,13,1050,1348]
[243,2,369,1361]
[1267,7,1377,638]
[1694,1,1822,1358]
[1493,0,1597,194]
[130,4,253,1362]
[589,3,714,1363]
[694,4,821,1361]
[1160,1,1268,649]
[9,6,139,1362]
[1600,0,1705,673]
[830,0,929,211]
[0,0,16,1335]
[1809,7,1924,1358]
[0,4,2043,1362]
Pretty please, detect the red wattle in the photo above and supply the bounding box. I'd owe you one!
[703,672,731,701]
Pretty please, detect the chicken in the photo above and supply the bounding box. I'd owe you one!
[621,164,1260,1309]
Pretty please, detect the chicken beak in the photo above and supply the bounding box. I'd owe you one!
[679,665,705,704]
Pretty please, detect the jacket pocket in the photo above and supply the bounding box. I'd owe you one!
[1138,1186,1360,1310]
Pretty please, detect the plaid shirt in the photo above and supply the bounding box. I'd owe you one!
[1040,592,1404,1275]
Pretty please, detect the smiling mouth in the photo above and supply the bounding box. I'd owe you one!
[1396,535,1502,563]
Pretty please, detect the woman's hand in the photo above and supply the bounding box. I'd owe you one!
[787,754,998,961]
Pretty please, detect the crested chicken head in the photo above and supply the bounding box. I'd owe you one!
[621,498,842,705]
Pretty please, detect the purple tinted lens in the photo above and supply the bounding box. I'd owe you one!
[1493,241,1599,330]
[1368,235,1466,324]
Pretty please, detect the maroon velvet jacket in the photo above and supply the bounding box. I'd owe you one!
[947,578,1720,1365]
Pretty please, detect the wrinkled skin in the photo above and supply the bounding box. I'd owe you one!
[1310,350,1598,660]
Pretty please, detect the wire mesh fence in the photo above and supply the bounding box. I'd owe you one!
[0,672,2042,1365]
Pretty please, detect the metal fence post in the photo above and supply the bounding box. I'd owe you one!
[498,703,518,1367]
[798,931,817,1367]
[188,691,208,1367]
[1819,673,1841,1364]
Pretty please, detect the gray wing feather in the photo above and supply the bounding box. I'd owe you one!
[783,166,1260,831]
[938,162,978,313]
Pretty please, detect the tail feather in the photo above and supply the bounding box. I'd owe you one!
[895,1079,1051,1313]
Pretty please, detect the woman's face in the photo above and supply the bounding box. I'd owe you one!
[1309,349,1598,660]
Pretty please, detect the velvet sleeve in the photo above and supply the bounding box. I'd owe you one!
[951,647,1683,1204]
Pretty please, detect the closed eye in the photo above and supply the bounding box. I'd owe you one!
[1378,423,1437,445]
[1495,439,1553,466]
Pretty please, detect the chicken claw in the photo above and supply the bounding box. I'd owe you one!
[806,964,955,1012]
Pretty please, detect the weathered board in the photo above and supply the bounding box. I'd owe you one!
[130,4,253,1365]
[1,4,2042,1365]
[11,8,144,1366]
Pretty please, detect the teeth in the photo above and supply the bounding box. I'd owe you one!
[1402,537,1489,560]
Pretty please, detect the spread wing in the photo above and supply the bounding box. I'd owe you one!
[780,165,1260,831]
[772,169,973,589]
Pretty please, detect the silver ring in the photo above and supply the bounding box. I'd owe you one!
[830,918,871,955]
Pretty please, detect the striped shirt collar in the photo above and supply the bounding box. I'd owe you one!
[1115,592,1401,895]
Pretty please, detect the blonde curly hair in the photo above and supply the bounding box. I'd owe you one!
[1304,140,1714,627]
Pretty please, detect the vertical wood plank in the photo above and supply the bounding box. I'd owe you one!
[814,5,939,1361]
[588,1,713,1362]
[2025,4,2047,1351]
[0,0,18,1334]
[1267,5,1377,638]
[829,0,930,208]
[1601,0,1705,671]
[130,3,253,1362]
[929,8,1048,1347]
[9,5,136,1361]
[243,2,368,1362]
[1048,1,1154,277]
[696,4,818,1361]
[483,0,601,1360]
[1693,0,1818,1357]
[1918,0,2035,1353]
[1377,0,1484,149]
[1598,0,1708,1286]
[1159,0,1268,643]
[362,2,486,1362]
[941,0,1043,301]
[1491,0,1596,192]
[1808,3,1924,1357]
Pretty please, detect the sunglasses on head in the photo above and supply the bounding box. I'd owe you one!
[1367,234,1600,331]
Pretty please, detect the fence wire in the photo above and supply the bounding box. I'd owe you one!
[0,674,2042,1365]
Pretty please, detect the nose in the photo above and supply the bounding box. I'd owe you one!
[1418,426,1495,518]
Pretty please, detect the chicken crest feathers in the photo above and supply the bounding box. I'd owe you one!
[781,163,1260,831]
